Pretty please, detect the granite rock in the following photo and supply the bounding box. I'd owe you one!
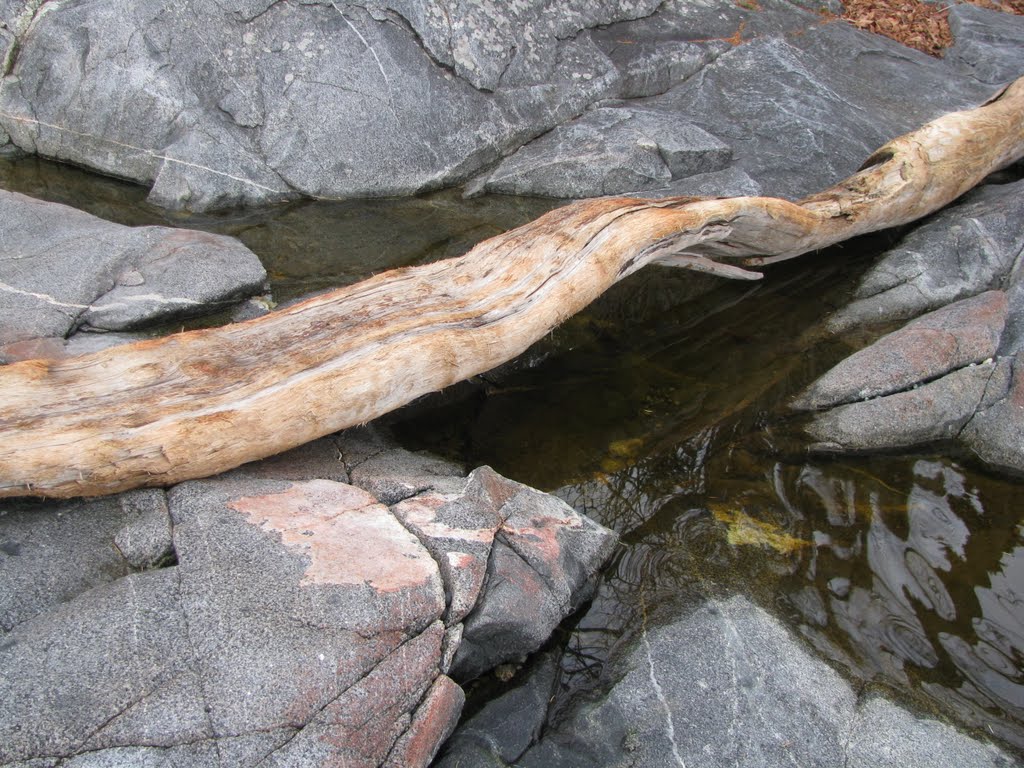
[0,0,652,210]
[0,434,616,766]
[441,596,1016,767]
[2,0,1006,209]
[0,190,266,350]
[800,181,1024,474]
[945,4,1024,86]
[827,181,1024,335]
[482,106,732,198]
[794,291,1008,411]
[641,21,993,201]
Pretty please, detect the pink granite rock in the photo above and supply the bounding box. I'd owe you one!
[794,291,1008,411]
[1,447,616,767]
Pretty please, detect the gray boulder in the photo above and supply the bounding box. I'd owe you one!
[0,0,665,210]
[960,353,1024,474]
[794,291,1008,411]
[0,190,266,354]
[828,181,1024,334]
[803,359,1005,454]
[441,596,1015,767]
[641,21,993,201]
[946,4,1024,86]
[0,432,617,767]
[797,181,1024,474]
[3,0,1004,210]
[0,489,171,632]
[482,106,732,198]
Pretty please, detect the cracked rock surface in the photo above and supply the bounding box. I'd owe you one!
[0,190,267,358]
[1,0,1019,210]
[0,428,617,767]
[439,596,1015,767]
[794,181,1024,475]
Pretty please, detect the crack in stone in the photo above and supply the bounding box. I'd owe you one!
[640,592,686,768]
[956,355,1011,440]
[250,626,439,766]
[171,557,223,765]
[0,110,286,192]
[328,1,399,121]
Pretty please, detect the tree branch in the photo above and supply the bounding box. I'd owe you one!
[2,76,1022,498]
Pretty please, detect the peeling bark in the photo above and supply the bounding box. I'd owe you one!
[1,76,1023,498]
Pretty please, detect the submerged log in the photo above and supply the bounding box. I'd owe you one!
[2,77,1023,499]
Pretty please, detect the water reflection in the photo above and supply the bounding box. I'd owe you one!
[551,452,1024,749]
[781,458,1023,747]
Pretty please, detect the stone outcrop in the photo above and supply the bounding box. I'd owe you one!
[794,180,1024,475]
[0,189,267,360]
[2,0,1018,210]
[945,4,1024,86]
[0,0,659,210]
[437,596,1016,767]
[0,430,617,767]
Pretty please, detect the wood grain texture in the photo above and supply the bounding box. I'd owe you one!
[2,76,1023,498]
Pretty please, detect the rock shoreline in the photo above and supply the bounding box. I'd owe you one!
[0,429,617,767]
[1,1,1023,765]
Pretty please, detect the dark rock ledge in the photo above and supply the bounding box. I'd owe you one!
[0,428,617,767]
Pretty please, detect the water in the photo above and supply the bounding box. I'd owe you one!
[3,156,1021,752]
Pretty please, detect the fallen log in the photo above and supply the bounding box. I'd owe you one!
[2,76,1023,499]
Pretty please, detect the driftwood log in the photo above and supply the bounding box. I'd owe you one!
[2,77,1023,499]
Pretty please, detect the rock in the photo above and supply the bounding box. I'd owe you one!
[0,190,266,347]
[847,696,1021,768]
[0,489,167,631]
[347,446,467,505]
[434,651,560,766]
[961,352,1024,474]
[804,360,1001,454]
[224,435,349,484]
[0,0,660,210]
[793,291,1008,411]
[482,106,732,198]
[637,166,763,199]
[0,432,617,766]
[393,465,619,680]
[380,0,664,93]
[945,4,1024,86]
[827,181,1024,334]
[644,21,993,200]
[0,568,204,764]
[800,180,1024,473]
[2,0,995,209]
[589,0,824,100]
[112,489,174,570]
[447,596,1014,767]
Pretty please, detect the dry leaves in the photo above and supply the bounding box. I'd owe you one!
[836,0,1022,56]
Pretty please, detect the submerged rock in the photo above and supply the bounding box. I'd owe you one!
[0,430,617,767]
[439,596,1015,767]
[0,190,266,356]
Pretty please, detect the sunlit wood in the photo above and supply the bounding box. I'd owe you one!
[2,76,1022,498]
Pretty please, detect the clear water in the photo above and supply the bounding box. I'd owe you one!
[3,156,1021,752]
